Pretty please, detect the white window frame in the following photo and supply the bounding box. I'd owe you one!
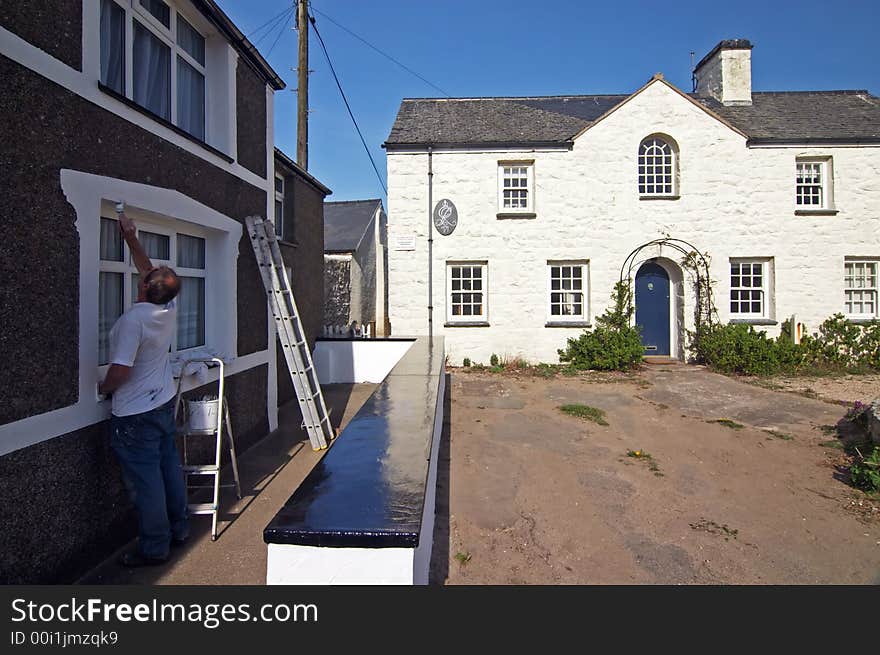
[446,262,488,323]
[547,261,589,323]
[638,135,677,197]
[795,157,833,210]
[844,258,878,319]
[102,0,208,139]
[729,258,773,320]
[98,211,209,369]
[497,161,535,213]
[274,174,285,239]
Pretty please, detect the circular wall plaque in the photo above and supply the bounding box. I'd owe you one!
[432,199,458,236]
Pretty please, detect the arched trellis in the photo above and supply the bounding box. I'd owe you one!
[618,237,719,333]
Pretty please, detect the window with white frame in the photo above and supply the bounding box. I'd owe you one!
[548,262,588,321]
[447,263,487,322]
[795,158,832,209]
[100,0,207,140]
[638,136,676,196]
[844,259,878,318]
[498,162,534,212]
[274,174,285,239]
[98,216,207,365]
[729,259,772,318]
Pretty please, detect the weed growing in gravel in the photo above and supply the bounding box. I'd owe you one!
[560,404,609,426]
[626,450,663,476]
[764,430,794,441]
[707,418,745,430]
[454,551,472,565]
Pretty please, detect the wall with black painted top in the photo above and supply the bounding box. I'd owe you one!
[236,60,267,178]
[0,0,82,71]
[275,171,327,407]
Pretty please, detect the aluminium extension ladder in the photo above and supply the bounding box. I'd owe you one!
[174,357,242,541]
[245,215,334,451]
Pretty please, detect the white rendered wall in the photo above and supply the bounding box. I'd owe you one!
[314,340,414,383]
[387,81,880,365]
[266,545,415,585]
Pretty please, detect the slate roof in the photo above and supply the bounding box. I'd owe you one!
[384,89,880,148]
[324,199,382,252]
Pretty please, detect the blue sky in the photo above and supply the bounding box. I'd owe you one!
[215,0,880,203]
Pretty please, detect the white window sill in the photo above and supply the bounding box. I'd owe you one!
[497,212,536,220]
[794,208,838,216]
[545,321,591,328]
[728,318,777,326]
[444,321,490,327]
[844,317,879,325]
[639,195,680,201]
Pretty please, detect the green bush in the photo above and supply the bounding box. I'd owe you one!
[462,357,471,367]
[850,447,880,492]
[489,353,499,367]
[558,281,644,371]
[691,323,803,376]
[801,314,880,370]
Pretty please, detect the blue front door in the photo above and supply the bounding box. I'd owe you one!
[635,262,670,356]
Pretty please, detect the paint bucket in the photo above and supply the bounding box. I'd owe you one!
[187,398,219,431]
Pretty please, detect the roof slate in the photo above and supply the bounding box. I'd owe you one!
[385,89,880,147]
[324,199,382,252]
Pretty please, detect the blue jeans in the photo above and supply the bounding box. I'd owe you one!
[111,399,189,560]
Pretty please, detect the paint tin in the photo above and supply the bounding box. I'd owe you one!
[187,398,219,431]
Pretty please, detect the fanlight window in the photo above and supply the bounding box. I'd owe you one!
[638,137,675,196]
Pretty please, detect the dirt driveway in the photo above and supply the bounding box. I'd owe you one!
[431,364,880,584]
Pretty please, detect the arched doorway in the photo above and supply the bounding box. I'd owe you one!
[635,262,671,355]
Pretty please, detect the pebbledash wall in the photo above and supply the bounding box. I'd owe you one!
[386,80,880,365]
[0,1,301,583]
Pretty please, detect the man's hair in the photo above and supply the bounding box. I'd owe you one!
[144,266,181,305]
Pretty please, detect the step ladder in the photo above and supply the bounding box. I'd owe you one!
[245,215,334,451]
[174,357,242,541]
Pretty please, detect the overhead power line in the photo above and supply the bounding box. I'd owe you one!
[251,5,296,48]
[310,5,450,98]
[246,3,295,40]
[309,13,387,195]
[265,8,295,57]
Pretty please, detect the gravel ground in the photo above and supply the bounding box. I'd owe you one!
[430,364,880,585]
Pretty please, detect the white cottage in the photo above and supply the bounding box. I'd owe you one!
[383,40,880,365]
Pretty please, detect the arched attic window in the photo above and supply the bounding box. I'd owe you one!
[638,135,678,197]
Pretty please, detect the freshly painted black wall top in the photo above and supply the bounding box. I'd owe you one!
[265,337,444,548]
[0,0,82,71]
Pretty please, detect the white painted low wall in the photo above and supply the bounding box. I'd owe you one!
[313,339,414,384]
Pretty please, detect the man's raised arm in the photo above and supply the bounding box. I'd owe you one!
[117,210,154,275]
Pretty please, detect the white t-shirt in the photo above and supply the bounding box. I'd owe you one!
[108,299,177,417]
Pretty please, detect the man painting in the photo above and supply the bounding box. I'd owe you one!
[99,211,189,567]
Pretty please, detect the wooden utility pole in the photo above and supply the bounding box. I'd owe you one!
[296,0,309,169]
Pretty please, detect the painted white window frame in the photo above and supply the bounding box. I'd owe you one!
[98,210,210,371]
[497,161,534,213]
[729,258,773,320]
[547,261,589,322]
[103,0,208,138]
[795,157,833,210]
[274,174,285,239]
[446,261,488,323]
[844,258,878,319]
[638,135,677,197]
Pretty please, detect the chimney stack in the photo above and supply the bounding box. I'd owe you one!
[694,39,753,106]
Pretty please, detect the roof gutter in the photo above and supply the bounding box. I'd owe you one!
[274,147,333,195]
[747,137,880,146]
[382,140,573,152]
